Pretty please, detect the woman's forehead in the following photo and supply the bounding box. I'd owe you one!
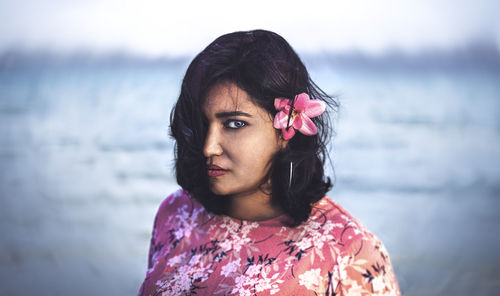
[203,82,258,115]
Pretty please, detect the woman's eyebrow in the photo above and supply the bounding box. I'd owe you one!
[215,111,253,118]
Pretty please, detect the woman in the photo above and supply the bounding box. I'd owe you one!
[138,30,400,295]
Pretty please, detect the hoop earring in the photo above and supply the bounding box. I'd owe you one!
[288,161,293,190]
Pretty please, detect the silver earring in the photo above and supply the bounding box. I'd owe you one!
[288,161,293,189]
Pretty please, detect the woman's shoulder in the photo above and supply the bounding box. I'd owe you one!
[158,188,191,209]
[310,196,370,234]
[153,188,202,225]
[308,196,390,264]
[308,196,400,295]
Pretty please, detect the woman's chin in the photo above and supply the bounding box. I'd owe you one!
[209,184,230,196]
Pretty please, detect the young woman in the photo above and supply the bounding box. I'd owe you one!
[138,30,400,295]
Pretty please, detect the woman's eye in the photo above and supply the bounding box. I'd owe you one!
[224,120,247,129]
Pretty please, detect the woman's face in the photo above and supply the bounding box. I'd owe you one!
[203,81,285,199]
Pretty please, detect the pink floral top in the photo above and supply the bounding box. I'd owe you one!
[138,189,400,296]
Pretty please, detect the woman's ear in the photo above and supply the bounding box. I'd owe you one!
[279,137,289,150]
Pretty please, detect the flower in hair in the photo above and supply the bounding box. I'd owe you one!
[273,93,326,140]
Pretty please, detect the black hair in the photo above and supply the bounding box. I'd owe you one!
[170,29,337,226]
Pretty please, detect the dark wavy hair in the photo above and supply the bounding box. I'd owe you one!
[170,29,337,226]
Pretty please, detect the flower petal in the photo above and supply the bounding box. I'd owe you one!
[293,93,310,112]
[304,100,326,118]
[297,114,318,135]
[274,98,291,111]
[292,114,303,130]
[282,127,295,140]
[274,110,292,129]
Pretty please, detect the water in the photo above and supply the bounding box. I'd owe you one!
[1,53,499,295]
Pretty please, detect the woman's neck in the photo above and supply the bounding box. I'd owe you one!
[227,191,283,221]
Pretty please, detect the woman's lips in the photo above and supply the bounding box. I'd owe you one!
[207,165,227,177]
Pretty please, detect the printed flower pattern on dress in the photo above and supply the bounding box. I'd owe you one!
[211,217,259,253]
[138,189,401,296]
[298,268,326,293]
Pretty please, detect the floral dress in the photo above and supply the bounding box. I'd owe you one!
[138,189,400,296]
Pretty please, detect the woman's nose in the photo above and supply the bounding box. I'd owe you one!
[203,126,223,158]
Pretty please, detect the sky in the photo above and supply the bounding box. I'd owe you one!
[0,0,499,57]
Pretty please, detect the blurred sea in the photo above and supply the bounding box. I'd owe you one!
[1,48,499,295]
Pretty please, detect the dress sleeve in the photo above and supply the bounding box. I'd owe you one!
[138,204,163,296]
[146,211,160,270]
[333,232,401,296]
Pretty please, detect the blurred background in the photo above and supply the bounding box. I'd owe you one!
[1,0,499,295]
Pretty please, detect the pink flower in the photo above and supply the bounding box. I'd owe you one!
[273,93,326,140]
